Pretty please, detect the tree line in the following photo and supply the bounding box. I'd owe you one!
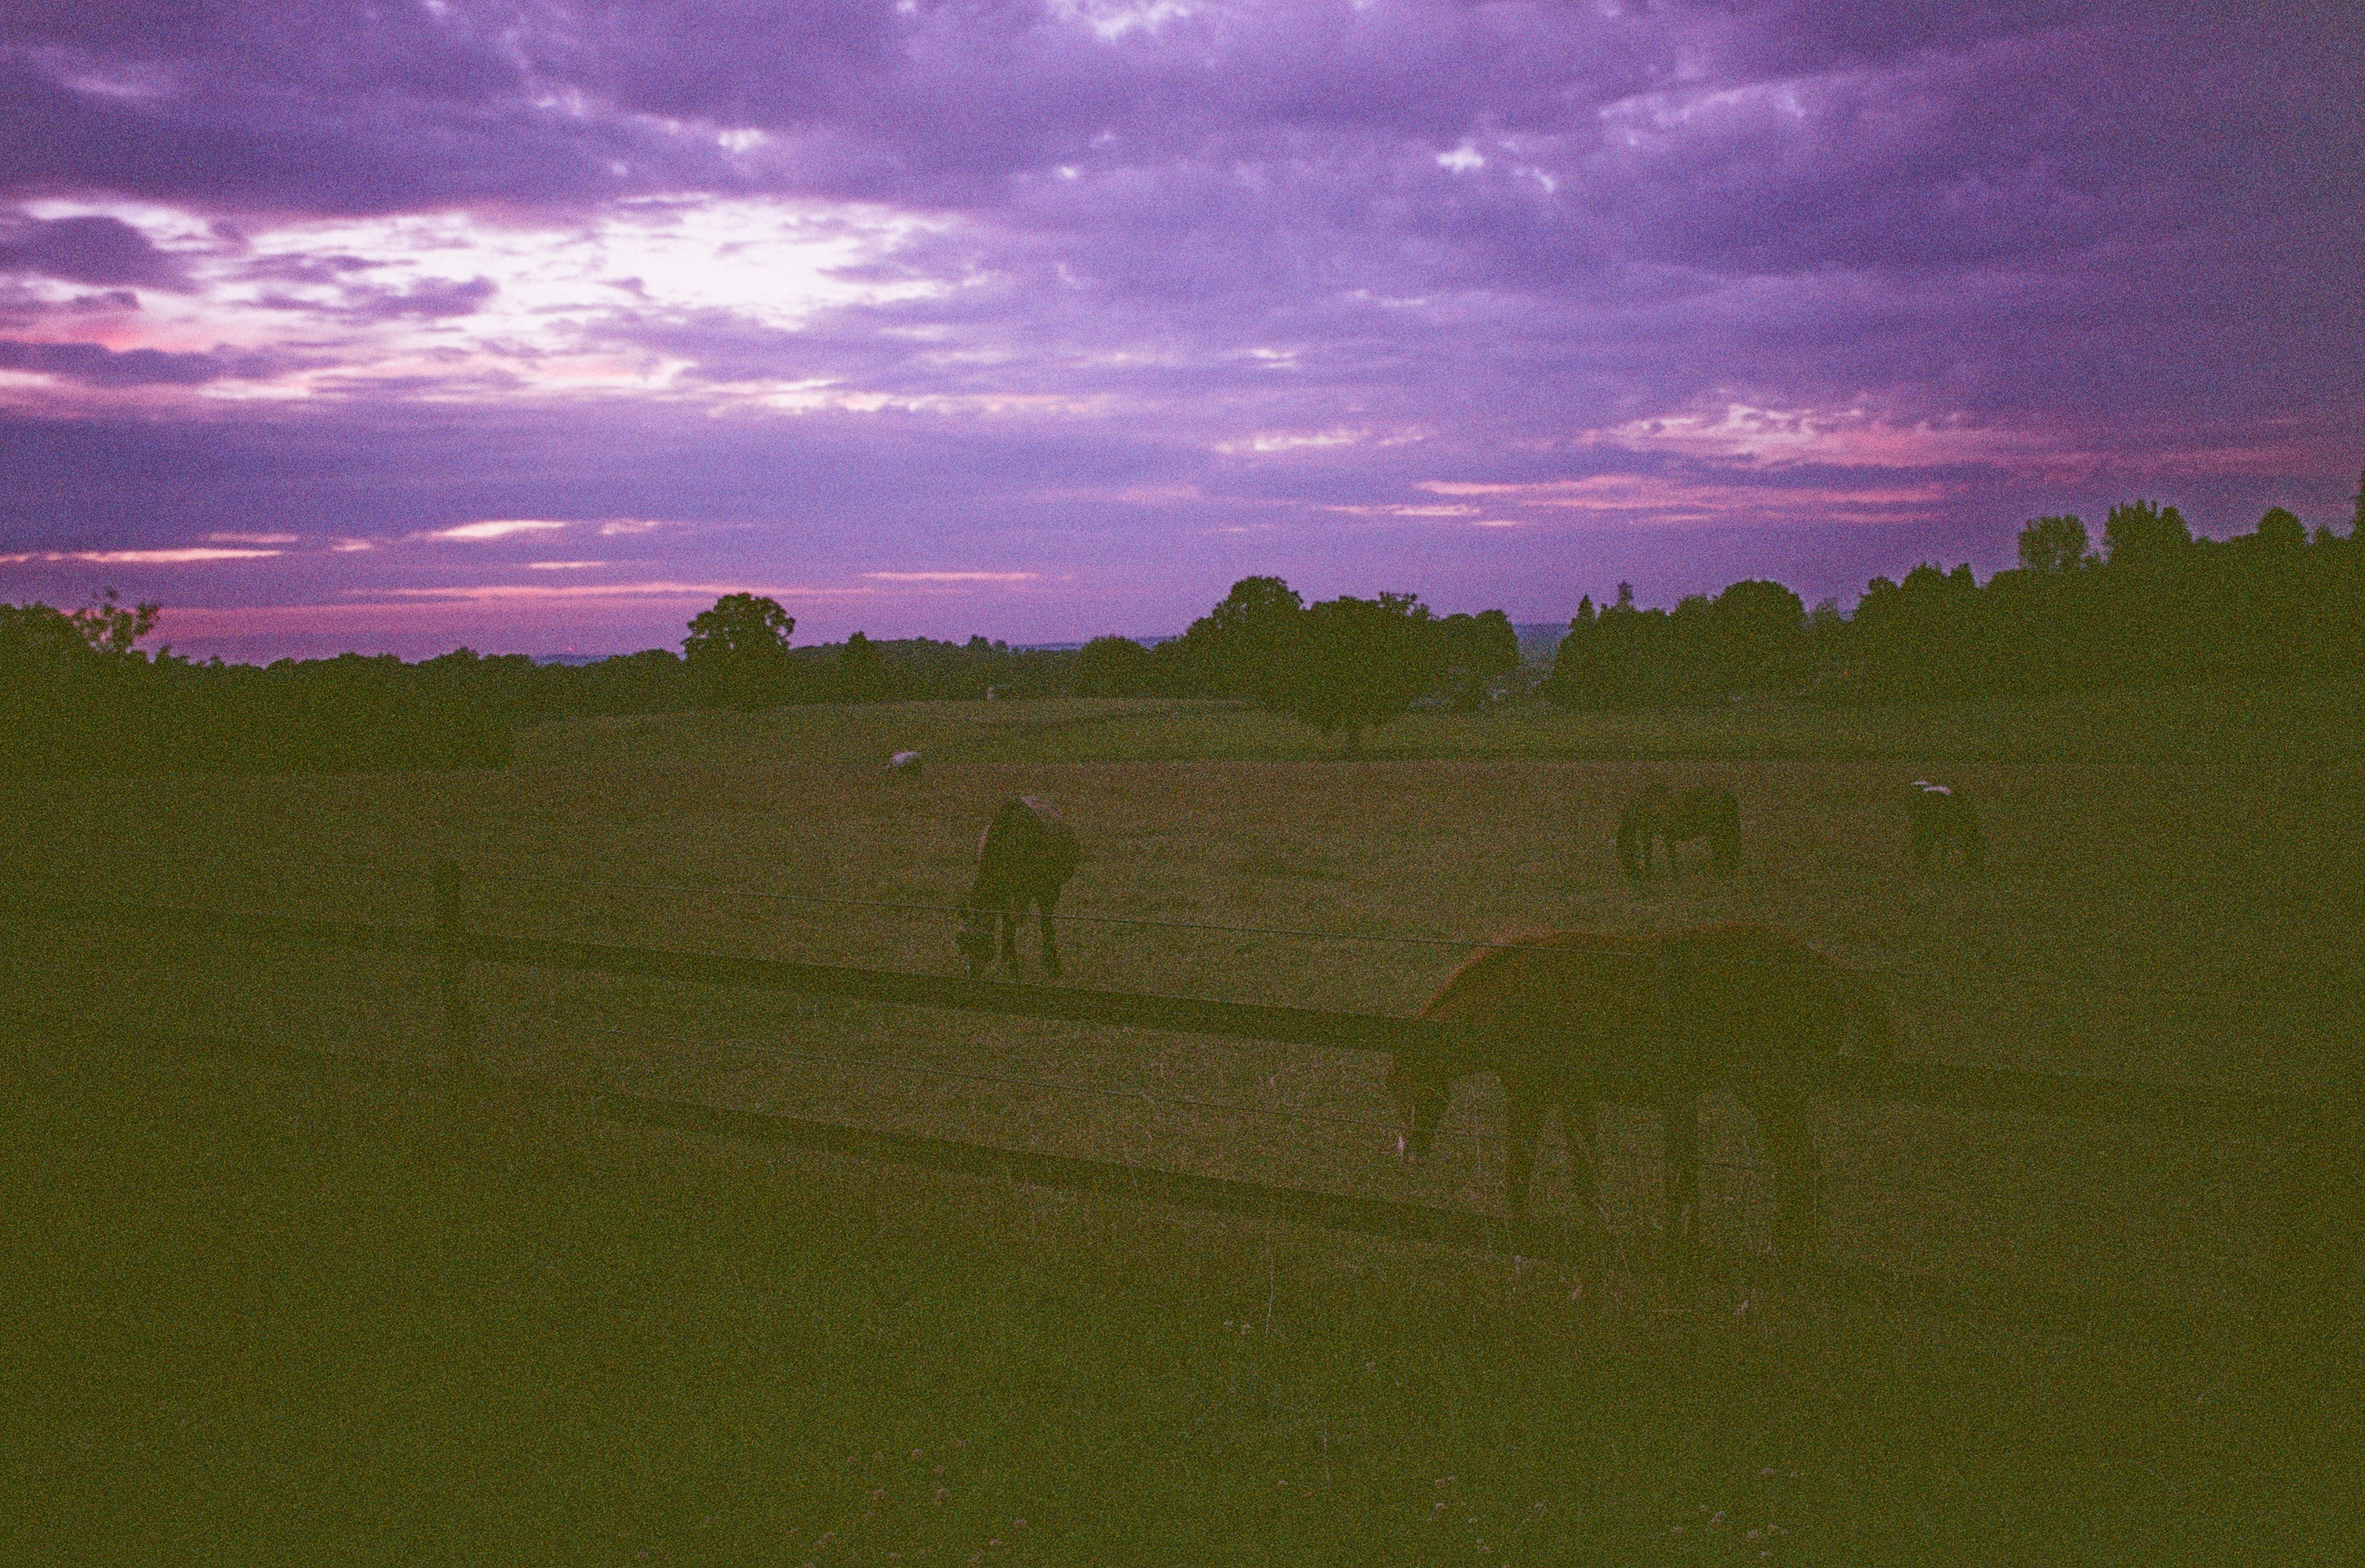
[1541,494,2365,710]
[4,483,2357,776]
[0,583,1524,775]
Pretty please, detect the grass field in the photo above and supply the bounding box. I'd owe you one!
[2,1037,2352,1567]
[5,682,2360,1562]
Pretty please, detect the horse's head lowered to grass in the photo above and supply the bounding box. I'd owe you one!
[1386,925,1893,1253]
[957,796,1080,980]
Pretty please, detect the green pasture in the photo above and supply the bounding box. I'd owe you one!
[511,678,2365,771]
[4,680,2357,1563]
[2,1041,2349,1567]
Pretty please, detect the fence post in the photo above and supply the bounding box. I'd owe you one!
[434,859,478,1089]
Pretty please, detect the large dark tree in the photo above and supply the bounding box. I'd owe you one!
[1286,592,1446,752]
[1073,634,1155,696]
[2101,499,2193,568]
[2255,507,2307,550]
[1180,575,1304,706]
[2017,515,2093,573]
[1705,579,1806,691]
[1435,609,1519,678]
[0,589,161,666]
[682,593,796,710]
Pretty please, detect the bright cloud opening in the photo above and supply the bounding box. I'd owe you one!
[427,520,573,542]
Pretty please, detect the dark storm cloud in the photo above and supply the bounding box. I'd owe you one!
[0,2,723,214]
[0,211,193,290]
[0,337,240,385]
[7,4,2357,322]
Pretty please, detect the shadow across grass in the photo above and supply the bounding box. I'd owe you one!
[2,1031,2355,1567]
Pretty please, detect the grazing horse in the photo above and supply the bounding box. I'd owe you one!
[957,796,1081,979]
[1616,783,1741,878]
[1906,781,1985,872]
[1387,925,1892,1262]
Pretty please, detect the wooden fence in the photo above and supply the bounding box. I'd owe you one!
[10,861,2358,1331]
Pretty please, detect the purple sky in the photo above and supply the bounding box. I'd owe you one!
[2,2,2358,660]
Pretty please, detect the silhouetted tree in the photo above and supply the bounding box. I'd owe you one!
[836,629,895,703]
[2255,507,2307,550]
[2101,499,2193,568]
[1288,592,1445,751]
[1435,609,1519,678]
[682,593,796,710]
[0,589,161,667]
[2017,515,2092,573]
[1074,634,1155,696]
[1543,580,1693,709]
[1432,608,1521,710]
[1181,576,1304,705]
[1706,579,1806,690]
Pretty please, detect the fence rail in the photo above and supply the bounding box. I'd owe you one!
[16,886,2326,1139]
[8,867,2357,1328]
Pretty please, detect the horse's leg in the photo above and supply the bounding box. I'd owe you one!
[997,902,1021,973]
[1036,889,1062,977]
[1758,1099,1820,1261]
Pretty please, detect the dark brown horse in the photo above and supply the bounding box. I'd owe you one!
[1616,783,1740,877]
[957,796,1081,979]
[1387,925,1891,1260]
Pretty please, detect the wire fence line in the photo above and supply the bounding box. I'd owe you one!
[4,871,2349,1331]
[3,914,2312,1227]
[0,970,2296,1323]
[518,1016,2278,1229]
[2,929,2277,1214]
[5,877,2327,1142]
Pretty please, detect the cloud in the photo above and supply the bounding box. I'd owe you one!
[0,337,236,385]
[0,546,280,564]
[862,571,1041,583]
[0,211,193,291]
[358,579,877,602]
[423,519,572,541]
[347,274,499,320]
[0,2,2358,657]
